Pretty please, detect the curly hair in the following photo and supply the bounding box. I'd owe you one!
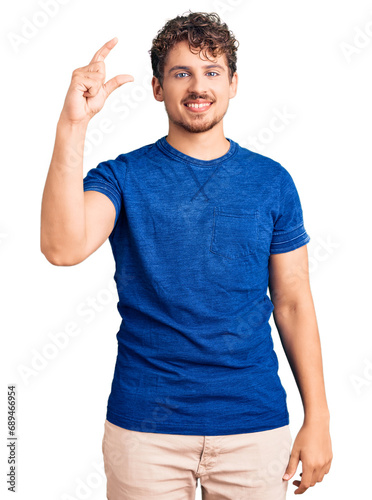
[149,11,239,88]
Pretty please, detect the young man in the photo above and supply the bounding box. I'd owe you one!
[40,11,332,500]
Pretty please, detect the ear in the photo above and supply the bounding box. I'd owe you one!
[152,76,164,102]
[229,72,238,99]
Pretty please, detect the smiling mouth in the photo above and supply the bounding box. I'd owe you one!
[184,102,213,112]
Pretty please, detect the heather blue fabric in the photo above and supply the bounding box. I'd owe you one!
[83,136,310,436]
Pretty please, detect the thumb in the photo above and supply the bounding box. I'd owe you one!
[103,74,134,98]
[283,449,299,480]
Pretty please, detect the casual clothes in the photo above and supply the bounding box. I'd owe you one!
[83,136,310,436]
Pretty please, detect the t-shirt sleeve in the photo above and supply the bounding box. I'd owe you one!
[269,167,311,254]
[83,156,126,229]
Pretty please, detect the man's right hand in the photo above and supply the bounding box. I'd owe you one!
[59,37,134,125]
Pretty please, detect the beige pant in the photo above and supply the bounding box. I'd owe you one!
[102,419,292,499]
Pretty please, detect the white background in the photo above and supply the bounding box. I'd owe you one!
[2,0,371,498]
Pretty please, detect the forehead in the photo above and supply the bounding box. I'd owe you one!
[164,39,228,69]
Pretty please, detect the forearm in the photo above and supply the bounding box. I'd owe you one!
[40,117,89,264]
[273,298,330,424]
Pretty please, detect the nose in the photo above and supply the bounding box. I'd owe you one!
[186,72,208,97]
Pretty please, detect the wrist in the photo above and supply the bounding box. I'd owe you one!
[304,409,330,426]
[57,113,90,130]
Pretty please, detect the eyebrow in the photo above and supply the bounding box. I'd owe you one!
[168,64,226,74]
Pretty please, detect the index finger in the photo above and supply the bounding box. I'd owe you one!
[89,37,118,65]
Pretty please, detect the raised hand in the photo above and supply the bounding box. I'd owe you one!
[59,37,134,125]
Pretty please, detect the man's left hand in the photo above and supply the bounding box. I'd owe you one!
[282,420,333,494]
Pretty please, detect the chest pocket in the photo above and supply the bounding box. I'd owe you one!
[210,207,259,260]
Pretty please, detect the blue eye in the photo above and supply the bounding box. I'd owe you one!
[175,71,219,78]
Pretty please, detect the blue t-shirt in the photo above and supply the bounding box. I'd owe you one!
[83,136,310,436]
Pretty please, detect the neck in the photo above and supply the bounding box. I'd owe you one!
[165,125,230,161]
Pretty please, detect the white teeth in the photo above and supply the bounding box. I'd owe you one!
[186,102,212,108]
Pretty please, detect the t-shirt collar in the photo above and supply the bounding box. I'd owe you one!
[156,135,238,167]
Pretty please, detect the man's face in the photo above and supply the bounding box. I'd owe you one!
[152,39,238,134]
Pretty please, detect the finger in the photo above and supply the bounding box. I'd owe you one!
[103,74,134,98]
[86,61,105,75]
[81,76,101,97]
[89,36,118,65]
[316,464,328,483]
[294,467,313,495]
[74,61,105,76]
[283,450,299,480]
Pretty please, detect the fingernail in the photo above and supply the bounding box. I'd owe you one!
[283,474,290,480]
